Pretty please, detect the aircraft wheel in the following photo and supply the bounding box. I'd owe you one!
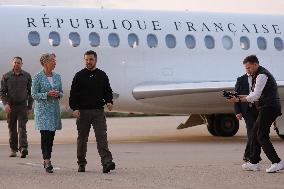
[206,115,219,136]
[214,114,239,137]
[275,127,284,140]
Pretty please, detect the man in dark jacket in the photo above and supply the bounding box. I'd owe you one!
[234,73,258,162]
[69,50,115,173]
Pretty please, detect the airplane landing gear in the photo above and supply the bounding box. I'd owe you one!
[206,114,239,137]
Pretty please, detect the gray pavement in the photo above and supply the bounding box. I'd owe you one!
[0,116,283,189]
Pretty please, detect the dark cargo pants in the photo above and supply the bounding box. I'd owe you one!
[7,105,28,152]
[250,107,282,164]
[243,106,258,161]
[76,109,113,166]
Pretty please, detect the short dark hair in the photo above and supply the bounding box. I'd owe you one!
[12,56,22,62]
[243,55,259,64]
[84,50,97,59]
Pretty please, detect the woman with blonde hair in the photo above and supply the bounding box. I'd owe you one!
[31,53,63,173]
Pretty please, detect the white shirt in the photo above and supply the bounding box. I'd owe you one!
[47,77,54,88]
[247,73,253,92]
[246,74,268,103]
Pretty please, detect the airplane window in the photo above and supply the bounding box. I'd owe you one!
[89,32,100,47]
[257,37,267,50]
[274,37,283,51]
[204,35,215,49]
[185,35,196,49]
[48,31,60,47]
[128,33,139,48]
[69,32,81,47]
[240,36,250,50]
[108,33,120,48]
[222,36,233,50]
[165,34,176,49]
[28,31,40,46]
[147,34,158,48]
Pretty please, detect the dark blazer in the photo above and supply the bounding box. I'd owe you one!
[234,74,250,116]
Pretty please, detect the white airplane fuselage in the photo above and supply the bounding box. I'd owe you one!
[0,5,283,115]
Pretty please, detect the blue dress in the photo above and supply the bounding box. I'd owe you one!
[31,70,63,131]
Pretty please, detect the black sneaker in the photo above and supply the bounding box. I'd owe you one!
[20,148,28,158]
[78,165,85,172]
[103,162,115,173]
[44,161,54,173]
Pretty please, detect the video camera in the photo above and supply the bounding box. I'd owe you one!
[222,90,238,99]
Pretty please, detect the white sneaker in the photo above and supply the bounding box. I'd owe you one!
[241,162,260,171]
[266,161,284,173]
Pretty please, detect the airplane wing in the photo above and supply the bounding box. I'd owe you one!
[133,81,284,100]
[133,81,236,100]
[132,81,284,114]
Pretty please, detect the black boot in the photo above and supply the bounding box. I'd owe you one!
[44,161,54,173]
[103,162,115,173]
[78,165,85,172]
[20,148,28,158]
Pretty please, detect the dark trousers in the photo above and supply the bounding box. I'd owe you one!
[7,106,28,152]
[76,109,113,166]
[250,107,281,164]
[40,130,55,160]
[243,107,258,161]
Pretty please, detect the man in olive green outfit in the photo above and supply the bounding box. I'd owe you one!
[0,57,33,158]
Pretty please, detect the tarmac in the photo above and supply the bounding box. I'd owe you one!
[0,116,283,189]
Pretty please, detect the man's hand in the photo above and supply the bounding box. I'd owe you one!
[73,110,80,118]
[4,104,11,114]
[227,96,239,103]
[236,113,243,120]
[106,103,113,111]
[27,108,33,114]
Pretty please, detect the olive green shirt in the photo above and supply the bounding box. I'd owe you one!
[0,70,33,109]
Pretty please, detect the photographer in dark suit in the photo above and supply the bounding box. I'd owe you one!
[234,73,258,162]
